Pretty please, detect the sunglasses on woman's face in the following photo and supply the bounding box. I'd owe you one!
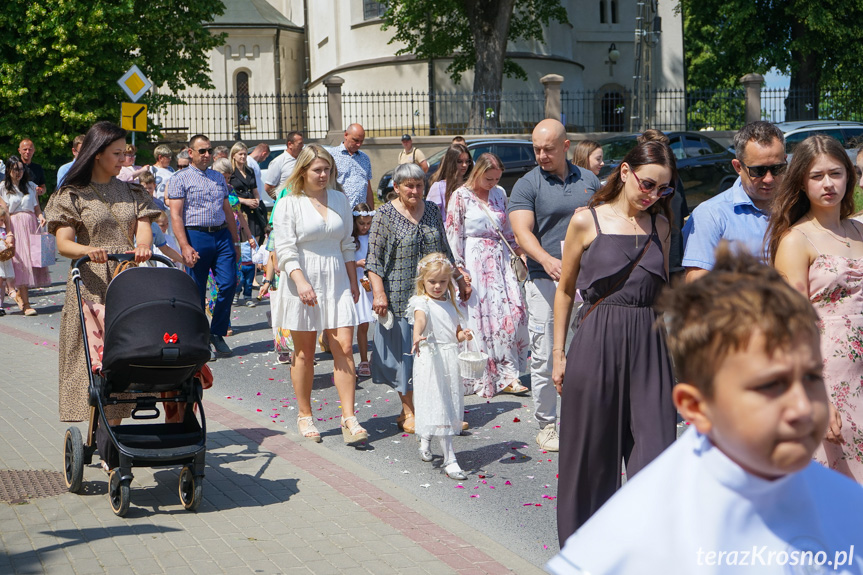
[631,170,674,197]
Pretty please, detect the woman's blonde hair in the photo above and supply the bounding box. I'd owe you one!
[285,143,338,196]
[465,152,503,191]
[124,143,137,155]
[230,142,248,172]
[414,252,458,304]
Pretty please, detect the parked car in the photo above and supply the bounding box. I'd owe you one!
[376,139,537,200]
[257,144,286,209]
[776,120,863,161]
[598,131,737,208]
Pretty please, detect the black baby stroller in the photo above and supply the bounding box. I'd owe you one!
[63,254,211,516]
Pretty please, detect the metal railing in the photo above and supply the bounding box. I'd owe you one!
[153,92,328,141]
[151,85,863,141]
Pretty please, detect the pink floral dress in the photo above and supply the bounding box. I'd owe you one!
[809,254,863,481]
[445,185,528,397]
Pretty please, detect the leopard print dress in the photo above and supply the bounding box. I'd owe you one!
[44,179,161,422]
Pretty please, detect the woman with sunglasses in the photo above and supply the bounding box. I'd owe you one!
[551,140,678,545]
[768,134,861,483]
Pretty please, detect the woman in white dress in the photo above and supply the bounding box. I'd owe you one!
[271,144,367,445]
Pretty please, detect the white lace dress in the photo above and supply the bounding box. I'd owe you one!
[406,295,463,437]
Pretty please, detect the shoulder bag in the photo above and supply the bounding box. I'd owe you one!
[476,197,528,282]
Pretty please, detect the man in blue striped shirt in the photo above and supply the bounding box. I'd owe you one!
[167,134,240,357]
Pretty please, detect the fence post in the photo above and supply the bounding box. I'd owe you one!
[324,75,345,139]
[740,73,764,125]
[541,74,564,122]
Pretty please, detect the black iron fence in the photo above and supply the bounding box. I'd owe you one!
[152,92,329,141]
[150,86,863,141]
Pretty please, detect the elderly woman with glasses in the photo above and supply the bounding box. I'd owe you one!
[0,156,49,315]
[366,163,471,433]
[551,140,678,544]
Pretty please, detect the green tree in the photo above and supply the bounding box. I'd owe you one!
[0,0,224,187]
[680,0,863,121]
[381,0,568,132]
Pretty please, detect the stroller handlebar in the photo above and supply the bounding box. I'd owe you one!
[72,253,176,269]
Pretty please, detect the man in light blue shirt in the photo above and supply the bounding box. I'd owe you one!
[328,124,374,208]
[56,134,85,187]
[682,121,786,281]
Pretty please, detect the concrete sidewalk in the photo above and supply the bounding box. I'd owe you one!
[0,323,542,574]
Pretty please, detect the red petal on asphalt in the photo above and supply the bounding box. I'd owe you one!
[455,485,465,489]
[256,409,262,412]
[470,495,479,498]
[510,457,515,460]
[513,417,520,422]
[535,504,542,507]
[505,481,512,485]
[478,474,486,478]
[366,400,371,403]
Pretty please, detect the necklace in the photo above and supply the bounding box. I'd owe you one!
[610,204,643,248]
[809,216,851,248]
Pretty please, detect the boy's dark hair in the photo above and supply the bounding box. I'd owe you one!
[656,242,819,396]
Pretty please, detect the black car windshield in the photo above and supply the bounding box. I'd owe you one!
[601,138,637,162]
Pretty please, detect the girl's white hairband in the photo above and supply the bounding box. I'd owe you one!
[352,210,376,217]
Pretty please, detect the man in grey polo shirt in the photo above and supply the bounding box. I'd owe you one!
[508,119,600,451]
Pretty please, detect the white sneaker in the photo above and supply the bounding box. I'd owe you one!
[536,425,559,452]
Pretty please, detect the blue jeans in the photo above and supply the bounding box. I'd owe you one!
[239,263,255,298]
[186,228,237,337]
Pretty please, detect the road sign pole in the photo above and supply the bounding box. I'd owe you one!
[131,132,136,147]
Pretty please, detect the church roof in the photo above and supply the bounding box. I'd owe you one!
[207,0,302,31]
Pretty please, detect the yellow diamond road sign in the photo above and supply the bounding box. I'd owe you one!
[117,65,152,102]
[121,103,148,132]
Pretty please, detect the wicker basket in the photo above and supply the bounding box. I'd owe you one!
[458,338,488,379]
[0,240,13,262]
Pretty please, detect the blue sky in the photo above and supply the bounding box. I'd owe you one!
[764,68,790,89]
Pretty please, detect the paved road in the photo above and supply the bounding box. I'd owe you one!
[0,256,562,573]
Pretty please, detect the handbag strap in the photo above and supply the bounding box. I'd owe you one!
[580,236,652,323]
[476,197,520,261]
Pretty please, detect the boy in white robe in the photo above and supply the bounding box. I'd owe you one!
[547,245,863,575]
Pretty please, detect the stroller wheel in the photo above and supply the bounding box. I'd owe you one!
[178,466,203,511]
[108,469,130,517]
[63,427,84,493]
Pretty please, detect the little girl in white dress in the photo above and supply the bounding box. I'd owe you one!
[407,252,473,480]
[352,203,375,377]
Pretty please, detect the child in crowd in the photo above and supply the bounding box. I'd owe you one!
[237,238,257,307]
[0,200,15,316]
[547,245,863,574]
[152,212,182,268]
[352,203,375,377]
[138,171,167,211]
[408,253,473,480]
[261,235,294,365]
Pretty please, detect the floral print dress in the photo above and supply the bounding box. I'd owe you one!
[445,186,528,397]
[809,254,863,482]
